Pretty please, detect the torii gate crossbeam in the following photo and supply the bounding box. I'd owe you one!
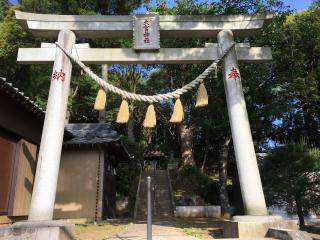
[15,10,273,38]
[18,45,272,64]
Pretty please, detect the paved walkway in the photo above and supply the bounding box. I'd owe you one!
[108,220,200,240]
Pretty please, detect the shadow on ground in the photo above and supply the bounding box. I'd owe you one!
[133,217,223,239]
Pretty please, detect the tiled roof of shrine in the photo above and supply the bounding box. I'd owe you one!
[0,77,45,119]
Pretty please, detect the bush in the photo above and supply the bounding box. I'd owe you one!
[262,141,320,227]
[172,165,220,205]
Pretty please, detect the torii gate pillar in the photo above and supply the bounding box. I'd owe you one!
[218,29,268,216]
[28,29,76,221]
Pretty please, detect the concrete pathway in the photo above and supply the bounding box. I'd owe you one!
[107,220,199,240]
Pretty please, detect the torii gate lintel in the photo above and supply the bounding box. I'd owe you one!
[15,10,273,39]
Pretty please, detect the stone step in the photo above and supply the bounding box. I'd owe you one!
[136,202,171,206]
[137,199,171,203]
[136,209,173,213]
[139,187,169,191]
[137,208,172,211]
[141,175,167,178]
[140,182,168,185]
[136,211,172,217]
[141,178,167,181]
[139,190,168,194]
[135,212,173,217]
[136,205,172,208]
[137,201,171,205]
[136,204,172,209]
[138,193,171,198]
[137,192,171,196]
[135,170,173,219]
[135,212,173,216]
[139,187,169,190]
[136,207,172,210]
[141,182,167,185]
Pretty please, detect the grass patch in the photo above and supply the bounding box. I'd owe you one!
[75,219,130,240]
[174,218,223,239]
[180,226,207,239]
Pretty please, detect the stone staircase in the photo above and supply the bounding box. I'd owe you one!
[134,170,173,220]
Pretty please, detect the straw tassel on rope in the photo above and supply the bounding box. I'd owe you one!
[170,98,184,123]
[94,88,107,110]
[116,99,129,123]
[195,81,208,108]
[143,103,156,128]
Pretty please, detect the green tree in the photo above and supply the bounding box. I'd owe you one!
[19,0,150,14]
[0,0,11,20]
[262,141,320,227]
[108,65,148,142]
[0,5,30,81]
[0,0,151,122]
[253,8,320,147]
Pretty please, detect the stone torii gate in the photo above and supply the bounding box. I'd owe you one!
[15,11,272,222]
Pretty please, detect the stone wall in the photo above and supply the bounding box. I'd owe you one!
[174,206,221,218]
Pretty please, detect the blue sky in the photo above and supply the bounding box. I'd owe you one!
[283,0,314,10]
[140,0,314,11]
[9,0,314,12]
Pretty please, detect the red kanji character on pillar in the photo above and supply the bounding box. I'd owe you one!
[52,69,66,82]
[58,69,66,82]
[144,19,150,28]
[52,70,58,80]
[228,67,240,81]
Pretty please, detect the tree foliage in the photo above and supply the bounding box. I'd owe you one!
[262,141,320,226]
[269,8,320,146]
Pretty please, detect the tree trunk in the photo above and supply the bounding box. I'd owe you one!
[302,105,319,146]
[127,105,135,142]
[179,123,195,166]
[295,194,305,228]
[127,116,135,142]
[201,137,209,173]
[219,136,231,219]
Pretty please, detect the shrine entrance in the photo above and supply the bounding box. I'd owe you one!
[15,11,273,221]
